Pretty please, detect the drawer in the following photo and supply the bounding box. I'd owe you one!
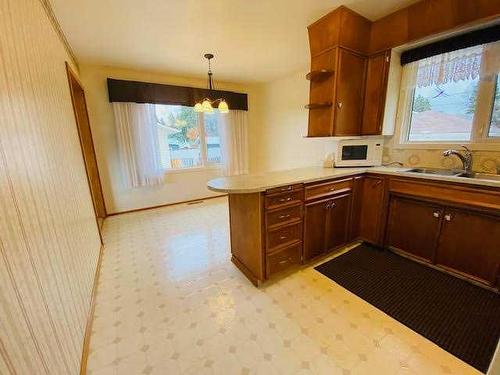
[266,205,302,229]
[265,190,303,209]
[389,178,500,212]
[266,184,303,195]
[305,178,353,201]
[267,222,302,251]
[266,243,302,277]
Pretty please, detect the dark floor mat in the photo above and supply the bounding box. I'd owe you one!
[315,243,500,373]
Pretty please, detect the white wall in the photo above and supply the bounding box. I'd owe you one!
[249,70,339,173]
[79,64,259,214]
[0,0,101,373]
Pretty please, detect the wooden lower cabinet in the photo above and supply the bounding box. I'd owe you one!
[358,175,386,244]
[435,209,500,286]
[304,193,351,261]
[386,194,500,288]
[386,196,442,263]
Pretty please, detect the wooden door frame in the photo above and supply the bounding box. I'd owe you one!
[65,62,106,238]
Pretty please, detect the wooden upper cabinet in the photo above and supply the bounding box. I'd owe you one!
[435,209,500,286]
[308,6,371,57]
[307,48,366,137]
[361,51,391,135]
[334,49,366,136]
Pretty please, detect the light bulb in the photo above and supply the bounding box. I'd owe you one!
[193,102,203,112]
[218,100,229,113]
[202,99,213,113]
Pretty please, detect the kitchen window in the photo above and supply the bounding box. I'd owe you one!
[398,41,500,147]
[154,104,222,170]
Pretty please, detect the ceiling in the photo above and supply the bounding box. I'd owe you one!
[50,0,417,83]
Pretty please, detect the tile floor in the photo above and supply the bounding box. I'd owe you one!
[87,197,481,375]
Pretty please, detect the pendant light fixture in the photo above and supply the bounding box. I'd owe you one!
[194,54,229,114]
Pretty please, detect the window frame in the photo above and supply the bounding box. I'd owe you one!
[395,52,500,151]
[154,104,223,173]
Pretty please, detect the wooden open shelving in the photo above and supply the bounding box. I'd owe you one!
[306,70,334,81]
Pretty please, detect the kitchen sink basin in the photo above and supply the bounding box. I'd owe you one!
[456,172,500,181]
[406,168,463,176]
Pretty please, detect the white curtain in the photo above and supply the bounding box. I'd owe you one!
[400,42,500,90]
[219,110,249,176]
[112,102,164,187]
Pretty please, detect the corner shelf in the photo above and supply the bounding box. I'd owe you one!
[306,70,334,81]
[305,102,332,109]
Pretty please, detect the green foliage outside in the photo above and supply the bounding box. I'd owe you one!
[413,94,432,112]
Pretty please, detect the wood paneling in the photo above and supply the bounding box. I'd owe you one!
[370,0,500,54]
[228,193,265,284]
[386,196,443,262]
[362,51,390,135]
[436,209,500,285]
[0,0,102,373]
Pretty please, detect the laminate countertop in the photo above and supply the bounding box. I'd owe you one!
[207,166,500,193]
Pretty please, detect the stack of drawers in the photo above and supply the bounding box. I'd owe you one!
[264,184,304,276]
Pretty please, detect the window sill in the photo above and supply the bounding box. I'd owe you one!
[393,142,500,151]
[164,165,222,175]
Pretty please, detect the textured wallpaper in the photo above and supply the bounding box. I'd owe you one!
[383,137,500,173]
[0,0,101,374]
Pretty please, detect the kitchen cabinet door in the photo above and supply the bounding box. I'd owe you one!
[358,176,386,245]
[385,196,443,263]
[435,209,500,286]
[361,51,390,135]
[304,199,329,261]
[325,193,352,251]
[333,48,366,136]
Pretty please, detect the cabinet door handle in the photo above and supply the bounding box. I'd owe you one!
[373,180,383,186]
[325,202,330,210]
[444,214,452,222]
[330,202,336,208]
[337,101,343,109]
[433,211,440,218]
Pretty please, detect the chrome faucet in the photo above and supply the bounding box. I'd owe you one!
[443,145,472,174]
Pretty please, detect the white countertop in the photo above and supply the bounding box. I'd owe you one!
[207,166,500,193]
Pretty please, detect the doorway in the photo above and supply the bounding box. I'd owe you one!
[66,62,107,230]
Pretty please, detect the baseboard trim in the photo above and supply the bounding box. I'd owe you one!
[79,243,104,375]
[107,194,227,217]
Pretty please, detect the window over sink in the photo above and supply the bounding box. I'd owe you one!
[398,41,500,147]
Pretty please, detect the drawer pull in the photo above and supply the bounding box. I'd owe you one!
[278,214,291,219]
[280,186,292,191]
[329,187,335,191]
[278,259,289,265]
[279,235,287,240]
[279,197,292,203]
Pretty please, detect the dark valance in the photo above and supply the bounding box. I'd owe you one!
[401,25,500,65]
[107,78,248,111]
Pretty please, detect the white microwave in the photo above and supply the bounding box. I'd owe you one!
[334,138,384,167]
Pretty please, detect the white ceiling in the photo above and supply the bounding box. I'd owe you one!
[50,0,417,83]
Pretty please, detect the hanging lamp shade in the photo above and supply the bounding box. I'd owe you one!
[194,54,229,114]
